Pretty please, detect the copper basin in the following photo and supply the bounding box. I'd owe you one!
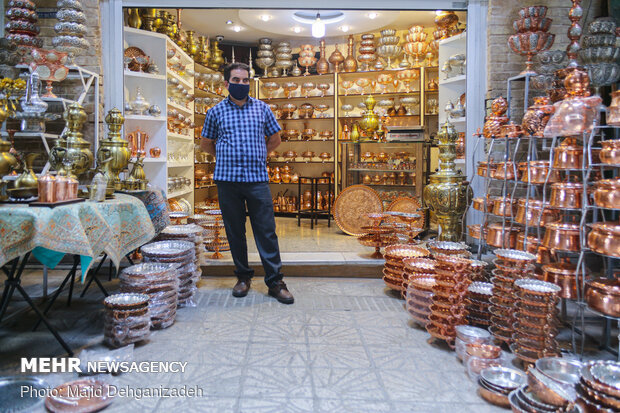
[542,222,580,252]
[549,182,584,209]
[518,161,560,184]
[587,222,620,257]
[585,278,620,317]
[600,139,620,165]
[486,223,521,248]
[515,199,559,226]
[593,178,620,209]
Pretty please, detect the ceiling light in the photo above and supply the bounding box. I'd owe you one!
[368,12,378,19]
[259,14,271,22]
[435,10,443,15]
[312,13,325,38]
[232,25,242,32]
[339,25,349,32]
[226,20,233,25]
[292,26,302,33]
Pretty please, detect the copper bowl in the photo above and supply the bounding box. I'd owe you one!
[267,150,279,159]
[549,182,584,209]
[553,142,583,170]
[472,197,493,212]
[491,162,519,180]
[492,197,516,217]
[283,150,297,160]
[280,103,297,119]
[542,222,580,252]
[301,127,316,140]
[515,199,559,226]
[587,222,620,257]
[282,128,299,141]
[593,178,620,209]
[600,139,620,165]
[542,262,580,299]
[486,223,521,248]
[468,224,488,239]
[319,130,333,140]
[302,150,315,160]
[519,161,561,184]
[299,103,314,119]
[319,152,331,161]
[477,161,496,177]
[466,343,502,359]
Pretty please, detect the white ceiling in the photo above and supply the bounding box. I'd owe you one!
[168,9,466,46]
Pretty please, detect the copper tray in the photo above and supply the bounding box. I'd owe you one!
[386,197,425,229]
[334,185,383,236]
[45,379,114,413]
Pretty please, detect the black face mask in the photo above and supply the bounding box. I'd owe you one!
[228,83,250,100]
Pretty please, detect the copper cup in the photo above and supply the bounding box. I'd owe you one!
[587,222,620,257]
[515,199,559,226]
[553,142,583,170]
[492,197,516,217]
[593,178,620,209]
[519,161,560,184]
[486,223,520,248]
[549,182,584,209]
[600,139,620,165]
[542,222,580,252]
[585,278,620,317]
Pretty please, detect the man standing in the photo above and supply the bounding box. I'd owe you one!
[200,63,294,304]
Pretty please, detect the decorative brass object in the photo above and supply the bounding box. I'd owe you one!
[185,30,198,57]
[140,9,158,31]
[423,120,472,241]
[566,0,583,65]
[0,99,18,193]
[195,36,210,64]
[174,9,187,50]
[434,11,460,38]
[343,35,358,72]
[357,34,377,71]
[49,102,93,180]
[208,36,225,71]
[522,96,554,136]
[328,44,345,72]
[275,42,293,76]
[13,153,38,192]
[156,11,175,38]
[127,8,142,29]
[316,39,329,75]
[358,95,380,138]
[99,108,130,192]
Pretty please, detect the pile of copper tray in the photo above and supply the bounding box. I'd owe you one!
[466,281,493,328]
[383,244,430,296]
[405,275,436,327]
[577,360,620,412]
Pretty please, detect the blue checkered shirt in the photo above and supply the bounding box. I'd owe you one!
[201,96,281,182]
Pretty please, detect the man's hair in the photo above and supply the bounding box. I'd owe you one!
[223,63,250,81]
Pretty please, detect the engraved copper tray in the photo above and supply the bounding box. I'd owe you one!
[386,197,425,229]
[334,185,383,236]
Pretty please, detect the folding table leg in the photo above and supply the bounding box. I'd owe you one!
[80,254,108,298]
[32,256,79,331]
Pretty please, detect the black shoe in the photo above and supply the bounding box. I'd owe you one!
[232,278,251,297]
[268,281,294,304]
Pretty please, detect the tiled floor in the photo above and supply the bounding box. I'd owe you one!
[1,274,508,413]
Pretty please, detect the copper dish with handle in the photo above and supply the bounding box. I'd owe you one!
[472,197,493,212]
[587,222,620,257]
[515,199,559,226]
[600,139,620,165]
[585,278,620,317]
[593,178,620,209]
[542,222,581,252]
[549,182,585,209]
[486,223,521,249]
[518,161,560,184]
[492,197,516,217]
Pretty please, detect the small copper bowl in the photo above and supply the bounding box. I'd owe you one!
[492,198,516,217]
[593,178,620,209]
[491,162,519,180]
[515,199,559,226]
[549,182,584,209]
[542,222,580,252]
[585,278,620,317]
[587,222,620,257]
[519,161,561,184]
[466,343,502,359]
[486,223,521,249]
[542,262,580,299]
[553,143,583,170]
[600,139,620,165]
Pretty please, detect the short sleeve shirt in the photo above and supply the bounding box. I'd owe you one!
[201,96,281,182]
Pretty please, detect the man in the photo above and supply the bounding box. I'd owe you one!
[200,62,294,304]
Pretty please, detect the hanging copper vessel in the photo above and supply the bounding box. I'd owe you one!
[316,39,329,74]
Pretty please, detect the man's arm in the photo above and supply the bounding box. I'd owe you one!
[200,138,216,156]
[266,131,281,152]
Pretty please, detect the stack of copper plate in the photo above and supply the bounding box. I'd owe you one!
[403,257,436,281]
[383,244,430,295]
[578,361,620,412]
[405,276,436,327]
[510,279,561,365]
[489,249,537,345]
[427,240,470,258]
[466,281,493,328]
[426,255,472,348]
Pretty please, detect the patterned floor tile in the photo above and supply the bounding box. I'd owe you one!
[312,367,386,400]
[391,402,504,413]
[246,342,311,367]
[238,397,314,413]
[304,309,354,325]
[306,325,363,345]
[200,322,253,343]
[255,307,307,325]
[251,322,307,344]
[154,395,238,413]
[366,345,461,371]
[307,344,371,369]
[352,310,410,328]
[241,366,313,399]
[167,363,244,397]
[359,326,422,347]
[314,399,393,413]
[378,369,479,403]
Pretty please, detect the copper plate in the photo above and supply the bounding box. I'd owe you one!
[386,197,425,229]
[45,379,114,413]
[334,185,383,236]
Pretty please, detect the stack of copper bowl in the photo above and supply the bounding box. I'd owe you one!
[103,293,151,348]
[577,361,620,412]
[405,276,436,327]
[426,255,472,348]
[455,325,492,361]
[478,366,526,409]
[519,358,580,412]
[489,249,537,344]
[383,244,430,296]
[466,281,493,328]
[427,240,470,257]
[587,222,620,258]
[465,343,504,381]
[511,279,561,365]
[159,223,205,273]
[585,278,620,317]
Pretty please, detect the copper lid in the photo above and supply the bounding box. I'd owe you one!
[550,182,583,190]
[547,222,580,232]
[542,262,577,277]
[594,178,620,189]
[589,222,620,235]
[517,198,547,208]
[587,278,620,296]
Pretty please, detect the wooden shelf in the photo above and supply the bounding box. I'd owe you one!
[195,184,216,189]
[260,95,334,102]
[194,88,224,98]
[277,117,335,121]
[125,114,166,122]
[167,188,192,199]
[338,91,420,98]
[168,161,193,168]
[168,132,193,141]
[439,75,466,85]
[268,159,334,164]
[257,73,333,81]
[279,139,335,143]
[340,114,419,120]
[167,70,193,89]
[167,101,193,115]
[124,70,165,81]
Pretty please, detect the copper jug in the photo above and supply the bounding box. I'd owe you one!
[343,35,358,72]
[316,39,330,75]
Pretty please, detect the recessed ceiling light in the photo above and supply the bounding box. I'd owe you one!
[339,25,349,32]
[435,10,443,15]
[226,20,233,25]
[292,26,302,33]
[259,14,271,22]
[232,25,242,32]
[368,12,378,19]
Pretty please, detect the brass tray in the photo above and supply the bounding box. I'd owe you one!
[334,185,383,236]
[386,197,425,229]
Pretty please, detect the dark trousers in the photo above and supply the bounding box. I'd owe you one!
[216,181,283,288]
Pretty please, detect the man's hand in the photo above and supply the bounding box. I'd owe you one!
[201,138,216,156]
[266,131,281,152]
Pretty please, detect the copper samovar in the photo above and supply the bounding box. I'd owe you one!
[358,95,380,140]
[98,108,130,193]
[423,120,472,241]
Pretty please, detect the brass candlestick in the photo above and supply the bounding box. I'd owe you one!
[423,120,471,241]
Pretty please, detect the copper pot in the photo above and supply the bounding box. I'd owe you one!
[542,262,580,299]
[585,278,620,317]
[522,96,554,136]
[477,161,496,177]
[600,139,620,165]
[587,222,620,257]
[492,197,516,217]
[486,223,520,248]
[549,182,584,209]
[542,222,580,252]
[593,178,620,209]
[499,122,524,138]
[518,161,560,184]
[468,224,487,239]
[515,199,559,226]
[472,197,493,212]
[491,162,519,180]
[553,140,583,170]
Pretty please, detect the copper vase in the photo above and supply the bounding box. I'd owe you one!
[343,35,358,72]
[316,39,329,75]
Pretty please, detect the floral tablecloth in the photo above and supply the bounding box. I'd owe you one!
[118,188,170,233]
[0,194,156,279]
